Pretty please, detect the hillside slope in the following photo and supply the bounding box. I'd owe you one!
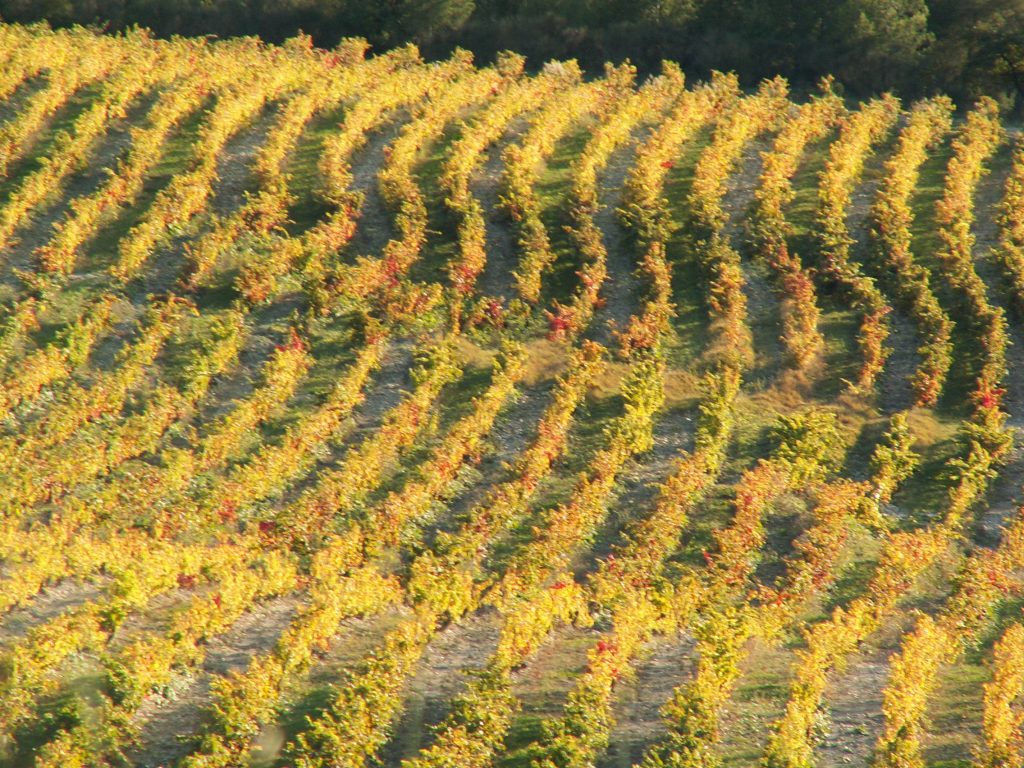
[0,23,1023,768]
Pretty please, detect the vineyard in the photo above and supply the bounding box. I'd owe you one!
[3,20,1024,768]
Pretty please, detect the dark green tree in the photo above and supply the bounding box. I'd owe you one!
[395,0,474,40]
[930,0,1024,109]
[836,0,933,91]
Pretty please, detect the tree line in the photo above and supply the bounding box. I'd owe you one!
[4,0,1024,108]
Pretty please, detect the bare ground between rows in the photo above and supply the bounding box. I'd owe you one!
[817,596,924,767]
[971,143,1024,539]
[877,309,920,415]
[974,142,1024,425]
[128,105,281,302]
[0,75,48,127]
[249,608,414,765]
[184,293,312,447]
[818,648,890,767]
[574,403,697,580]
[383,609,504,765]
[76,105,284,380]
[727,137,786,383]
[209,103,279,216]
[191,109,426,433]
[343,114,410,262]
[587,130,646,348]
[510,622,601,718]
[0,104,139,301]
[597,632,697,768]
[849,135,922,415]
[107,586,215,652]
[179,366,553,763]
[50,113,303,489]
[0,578,105,645]
[474,117,528,303]
[717,638,793,766]
[127,593,302,768]
[420,380,553,549]
[253,338,415,516]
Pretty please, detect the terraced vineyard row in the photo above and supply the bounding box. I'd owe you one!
[2,22,1024,768]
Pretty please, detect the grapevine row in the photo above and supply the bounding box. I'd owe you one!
[815,95,900,390]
